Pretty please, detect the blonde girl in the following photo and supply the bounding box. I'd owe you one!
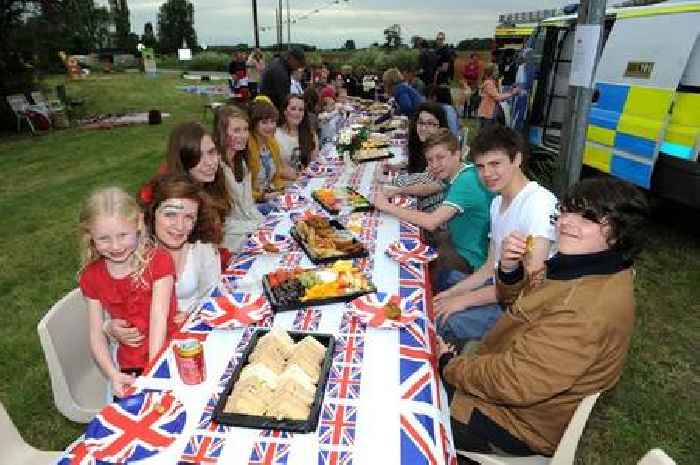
[78,187,178,397]
[213,105,263,250]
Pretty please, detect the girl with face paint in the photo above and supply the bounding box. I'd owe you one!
[106,175,223,350]
[212,105,264,250]
[78,187,178,397]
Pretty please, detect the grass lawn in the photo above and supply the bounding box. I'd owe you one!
[1,73,698,464]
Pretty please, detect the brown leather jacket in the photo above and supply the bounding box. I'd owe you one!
[443,254,635,455]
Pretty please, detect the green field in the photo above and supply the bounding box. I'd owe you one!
[0,73,698,464]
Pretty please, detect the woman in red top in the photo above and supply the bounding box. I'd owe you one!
[78,187,178,397]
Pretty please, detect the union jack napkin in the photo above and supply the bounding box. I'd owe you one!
[349,292,419,329]
[199,291,270,329]
[60,390,186,465]
[243,231,294,254]
[385,239,438,265]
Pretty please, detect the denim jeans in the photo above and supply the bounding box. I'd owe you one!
[435,276,503,342]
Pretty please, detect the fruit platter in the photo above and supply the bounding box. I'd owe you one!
[311,187,373,215]
[262,261,376,312]
[290,215,368,264]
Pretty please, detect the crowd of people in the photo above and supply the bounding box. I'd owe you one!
[74,39,649,463]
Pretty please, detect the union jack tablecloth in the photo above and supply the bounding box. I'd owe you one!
[58,147,457,465]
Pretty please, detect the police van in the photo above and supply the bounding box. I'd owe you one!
[525,1,700,207]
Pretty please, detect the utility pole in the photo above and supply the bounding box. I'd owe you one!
[286,0,291,50]
[556,0,606,194]
[252,0,260,48]
[278,0,283,47]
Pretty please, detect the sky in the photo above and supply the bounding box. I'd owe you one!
[116,0,576,49]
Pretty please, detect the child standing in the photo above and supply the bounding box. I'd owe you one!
[78,187,178,396]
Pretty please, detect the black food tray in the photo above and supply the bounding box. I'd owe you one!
[311,188,373,215]
[351,150,394,163]
[290,219,369,264]
[213,329,335,432]
[262,268,375,312]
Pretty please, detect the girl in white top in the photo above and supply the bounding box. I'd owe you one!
[107,174,222,345]
[213,105,264,250]
[275,94,319,179]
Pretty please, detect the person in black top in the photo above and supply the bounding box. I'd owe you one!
[259,47,306,110]
[434,32,456,105]
[418,38,438,88]
[228,51,246,92]
[499,49,518,91]
[340,65,359,97]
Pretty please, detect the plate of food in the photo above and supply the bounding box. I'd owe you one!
[262,260,376,311]
[291,215,368,263]
[312,187,373,215]
[213,327,335,432]
[352,148,394,163]
[349,292,420,328]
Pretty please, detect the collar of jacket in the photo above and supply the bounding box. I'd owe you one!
[546,250,631,281]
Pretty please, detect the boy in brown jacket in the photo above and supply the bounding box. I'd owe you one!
[439,177,648,459]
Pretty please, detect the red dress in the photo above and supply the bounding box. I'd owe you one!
[79,248,178,370]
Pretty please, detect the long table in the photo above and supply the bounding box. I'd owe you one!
[58,147,457,465]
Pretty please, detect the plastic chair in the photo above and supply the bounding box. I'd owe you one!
[5,94,36,133]
[37,288,108,423]
[1,401,61,465]
[457,392,601,465]
[637,449,676,465]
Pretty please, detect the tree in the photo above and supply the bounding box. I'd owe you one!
[110,0,131,49]
[383,24,402,49]
[142,21,156,48]
[344,39,355,50]
[157,0,197,54]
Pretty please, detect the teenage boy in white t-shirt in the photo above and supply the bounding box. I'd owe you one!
[434,125,558,342]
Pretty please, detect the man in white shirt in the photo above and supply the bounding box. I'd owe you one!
[434,125,558,343]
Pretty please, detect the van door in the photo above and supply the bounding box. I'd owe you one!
[583,7,700,188]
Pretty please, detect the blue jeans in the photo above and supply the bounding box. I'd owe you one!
[435,276,503,342]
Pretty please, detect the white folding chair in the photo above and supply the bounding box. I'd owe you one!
[637,449,676,465]
[457,392,601,465]
[30,91,64,114]
[1,401,61,465]
[37,288,108,423]
[6,94,36,133]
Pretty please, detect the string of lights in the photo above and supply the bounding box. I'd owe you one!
[259,0,350,32]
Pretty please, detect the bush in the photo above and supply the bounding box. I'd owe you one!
[188,51,230,71]
[344,48,419,75]
[384,48,419,73]
[156,54,183,69]
[347,48,388,74]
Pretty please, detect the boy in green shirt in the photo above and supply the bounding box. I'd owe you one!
[374,129,493,290]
